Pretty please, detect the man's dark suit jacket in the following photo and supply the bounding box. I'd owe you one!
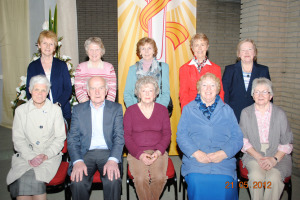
[67,100,124,175]
[26,57,72,120]
[222,61,270,122]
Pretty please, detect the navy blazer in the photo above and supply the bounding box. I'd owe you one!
[26,58,72,120]
[222,61,270,122]
[67,100,125,175]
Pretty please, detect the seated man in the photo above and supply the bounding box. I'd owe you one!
[68,76,124,200]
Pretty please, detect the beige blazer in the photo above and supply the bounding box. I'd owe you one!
[7,99,66,185]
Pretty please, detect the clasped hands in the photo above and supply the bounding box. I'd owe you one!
[71,160,120,182]
[28,154,48,167]
[139,150,162,166]
[192,150,227,163]
[257,157,277,170]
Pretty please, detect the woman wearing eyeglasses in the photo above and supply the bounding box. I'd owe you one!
[222,39,271,122]
[240,78,293,200]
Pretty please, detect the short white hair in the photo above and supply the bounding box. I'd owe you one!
[29,75,51,93]
[251,77,273,96]
[86,76,109,91]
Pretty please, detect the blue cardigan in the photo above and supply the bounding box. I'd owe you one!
[177,99,243,179]
[26,58,72,120]
[123,62,170,108]
[222,61,270,122]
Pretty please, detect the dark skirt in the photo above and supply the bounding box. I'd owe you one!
[9,169,46,198]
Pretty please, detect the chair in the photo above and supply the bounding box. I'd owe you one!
[66,168,123,197]
[126,157,178,200]
[238,159,292,200]
[91,170,103,190]
[46,121,71,200]
[179,171,188,200]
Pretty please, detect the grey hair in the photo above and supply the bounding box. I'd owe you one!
[251,77,273,96]
[84,37,105,56]
[134,76,159,100]
[29,75,51,93]
[86,76,109,91]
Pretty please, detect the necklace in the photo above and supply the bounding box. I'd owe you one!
[242,64,252,73]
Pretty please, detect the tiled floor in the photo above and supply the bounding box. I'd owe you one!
[1,125,298,200]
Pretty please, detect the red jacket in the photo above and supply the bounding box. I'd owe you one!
[179,59,225,110]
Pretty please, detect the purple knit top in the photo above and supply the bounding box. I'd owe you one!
[124,103,171,159]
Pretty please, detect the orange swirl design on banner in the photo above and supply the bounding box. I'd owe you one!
[139,0,189,49]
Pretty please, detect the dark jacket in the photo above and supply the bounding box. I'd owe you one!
[222,61,270,122]
[26,58,72,120]
[67,100,125,175]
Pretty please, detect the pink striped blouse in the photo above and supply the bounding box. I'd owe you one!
[75,61,116,103]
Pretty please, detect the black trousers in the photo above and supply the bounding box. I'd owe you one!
[70,149,122,200]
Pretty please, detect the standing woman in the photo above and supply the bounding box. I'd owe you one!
[222,39,271,122]
[26,30,72,125]
[75,37,117,103]
[123,37,170,108]
[179,33,224,110]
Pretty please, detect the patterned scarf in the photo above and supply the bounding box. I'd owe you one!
[136,58,160,81]
[193,56,208,73]
[195,94,220,120]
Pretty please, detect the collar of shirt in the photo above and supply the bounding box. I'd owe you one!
[254,103,272,115]
[90,100,105,110]
[189,58,212,69]
[87,60,104,69]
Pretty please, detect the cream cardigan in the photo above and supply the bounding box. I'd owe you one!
[7,99,66,185]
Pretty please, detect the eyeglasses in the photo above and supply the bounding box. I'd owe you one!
[254,90,270,96]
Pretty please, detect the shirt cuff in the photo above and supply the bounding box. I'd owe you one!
[73,159,84,165]
[242,138,252,153]
[108,157,119,163]
[278,144,293,154]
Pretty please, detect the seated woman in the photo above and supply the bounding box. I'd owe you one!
[177,73,243,200]
[7,75,66,200]
[240,77,293,200]
[75,37,117,102]
[124,76,171,200]
[123,37,170,108]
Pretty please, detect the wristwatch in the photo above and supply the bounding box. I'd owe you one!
[274,156,279,163]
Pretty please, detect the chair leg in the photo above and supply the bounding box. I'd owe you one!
[174,175,178,200]
[287,179,292,200]
[126,178,130,200]
[182,177,186,200]
[179,173,182,192]
[64,185,72,200]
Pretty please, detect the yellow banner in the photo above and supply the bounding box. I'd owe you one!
[118,0,196,155]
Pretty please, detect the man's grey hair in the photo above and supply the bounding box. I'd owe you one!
[86,76,109,91]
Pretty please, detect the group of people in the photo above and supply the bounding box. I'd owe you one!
[6,30,293,200]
